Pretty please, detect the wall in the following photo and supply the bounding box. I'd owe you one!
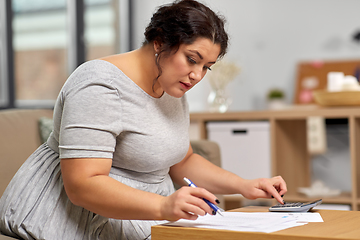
[132,0,360,112]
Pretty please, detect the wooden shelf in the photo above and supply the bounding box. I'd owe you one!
[190,105,360,210]
[284,192,353,204]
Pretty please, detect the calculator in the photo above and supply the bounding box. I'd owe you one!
[269,199,322,212]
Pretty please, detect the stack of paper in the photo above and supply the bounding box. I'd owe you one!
[165,212,323,233]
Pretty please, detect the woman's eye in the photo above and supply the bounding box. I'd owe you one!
[187,56,211,71]
[187,57,196,64]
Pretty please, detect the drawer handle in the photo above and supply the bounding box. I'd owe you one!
[232,129,247,134]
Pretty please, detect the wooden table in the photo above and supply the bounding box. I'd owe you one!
[152,207,360,240]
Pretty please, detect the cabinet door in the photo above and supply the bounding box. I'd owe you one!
[207,122,271,180]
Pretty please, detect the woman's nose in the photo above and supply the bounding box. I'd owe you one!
[189,67,203,82]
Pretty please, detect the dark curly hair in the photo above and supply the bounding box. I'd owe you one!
[143,0,229,84]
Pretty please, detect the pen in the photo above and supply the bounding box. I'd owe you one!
[183,177,224,216]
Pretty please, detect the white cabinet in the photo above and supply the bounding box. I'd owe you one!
[207,121,271,180]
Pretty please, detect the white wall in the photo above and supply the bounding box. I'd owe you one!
[133,0,360,112]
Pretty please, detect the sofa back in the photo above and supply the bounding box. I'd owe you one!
[0,109,53,196]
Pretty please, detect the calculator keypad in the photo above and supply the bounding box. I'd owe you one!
[269,199,322,212]
[272,202,303,208]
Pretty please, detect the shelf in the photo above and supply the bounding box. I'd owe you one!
[223,193,353,205]
[190,107,360,211]
[284,192,353,204]
[190,105,360,123]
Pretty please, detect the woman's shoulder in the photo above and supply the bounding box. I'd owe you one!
[59,60,128,99]
[77,59,122,76]
[66,59,128,86]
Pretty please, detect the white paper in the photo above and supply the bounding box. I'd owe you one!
[164,212,323,233]
[263,212,324,223]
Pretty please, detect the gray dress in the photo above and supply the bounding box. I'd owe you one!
[0,60,190,240]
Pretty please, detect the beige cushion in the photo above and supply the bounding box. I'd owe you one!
[190,140,224,209]
[172,140,222,191]
[190,140,221,168]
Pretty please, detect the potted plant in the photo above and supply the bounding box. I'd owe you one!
[267,88,287,109]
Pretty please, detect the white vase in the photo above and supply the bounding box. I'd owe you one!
[208,88,232,113]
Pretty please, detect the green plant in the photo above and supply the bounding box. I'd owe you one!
[267,88,285,100]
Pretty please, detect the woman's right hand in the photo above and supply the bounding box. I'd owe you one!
[159,186,218,221]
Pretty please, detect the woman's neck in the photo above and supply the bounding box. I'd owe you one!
[100,44,163,98]
[133,45,164,98]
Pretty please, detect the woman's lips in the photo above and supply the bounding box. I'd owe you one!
[180,82,192,90]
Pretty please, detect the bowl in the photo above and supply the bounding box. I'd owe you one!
[313,89,360,106]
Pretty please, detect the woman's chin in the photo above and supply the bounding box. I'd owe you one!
[167,90,186,98]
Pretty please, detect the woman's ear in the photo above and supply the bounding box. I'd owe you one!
[153,41,162,53]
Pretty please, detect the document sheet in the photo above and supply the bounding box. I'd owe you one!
[164,212,323,233]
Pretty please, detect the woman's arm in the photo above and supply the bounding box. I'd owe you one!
[61,158,217,221]
[169,144,287,204]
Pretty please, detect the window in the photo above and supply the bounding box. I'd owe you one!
[0,0,131,109]
[85,0,117,60]
[0,0,14,108]
[13,0,68,107]
[0,12,6,107]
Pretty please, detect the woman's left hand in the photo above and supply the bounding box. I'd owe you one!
[240,176,287,204]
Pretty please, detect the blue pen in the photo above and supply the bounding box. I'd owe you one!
[183,177,224,216]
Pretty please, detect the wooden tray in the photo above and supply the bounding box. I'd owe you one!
[313,90,360,106]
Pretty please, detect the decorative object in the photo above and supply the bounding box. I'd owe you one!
[267,88,287,110]
[207,60,240,113]
[298,180,341,198]
[313,89,360,106]
[294,59,360,105]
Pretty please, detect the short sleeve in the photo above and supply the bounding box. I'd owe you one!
[58,78,123,159]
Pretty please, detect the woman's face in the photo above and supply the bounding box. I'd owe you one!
[156,37,221,98]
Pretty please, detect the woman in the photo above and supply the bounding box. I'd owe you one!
[0,0,287,239]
